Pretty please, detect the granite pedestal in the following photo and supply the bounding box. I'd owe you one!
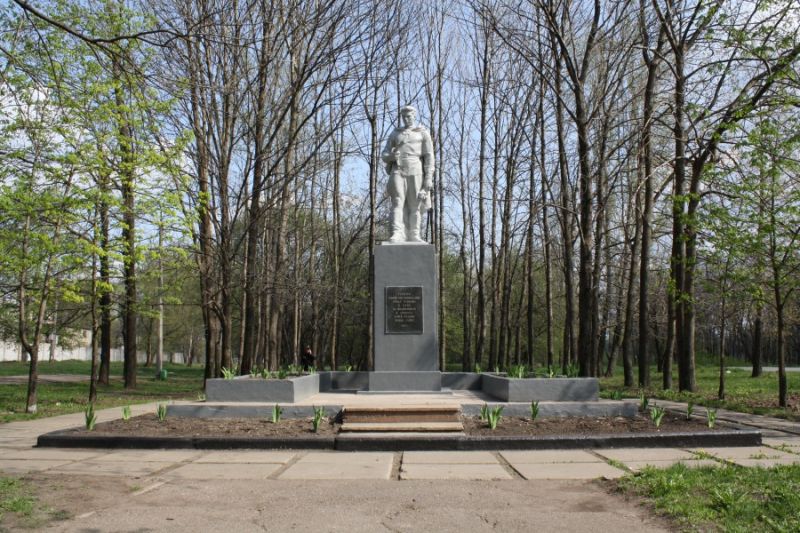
[372,243,440,391]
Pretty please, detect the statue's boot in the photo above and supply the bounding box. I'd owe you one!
[407,210,424,242]
[390,204,406,242]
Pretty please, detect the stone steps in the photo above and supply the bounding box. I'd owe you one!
[339,422,464,432]
[340,405,463,432]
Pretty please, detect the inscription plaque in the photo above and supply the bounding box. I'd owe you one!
[385,286,423,334]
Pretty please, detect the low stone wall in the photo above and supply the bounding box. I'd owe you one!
[206,374,320,403]
[319,371,369,392]
[442,372,483,390]
[481,375,599,402]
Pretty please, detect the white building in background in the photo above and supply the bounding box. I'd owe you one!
[0,331,184,364]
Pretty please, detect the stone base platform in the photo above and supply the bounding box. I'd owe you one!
[366,371,442,392]
[167,399,638,420]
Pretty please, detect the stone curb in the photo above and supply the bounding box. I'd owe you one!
[36,430,335,450]
[36,428,760,451]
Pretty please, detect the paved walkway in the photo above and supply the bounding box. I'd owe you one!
[2,400,799,479]
[0,374,90,385]
[2,401,800,531]
[729,366,800,373]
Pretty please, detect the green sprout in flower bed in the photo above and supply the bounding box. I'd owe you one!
[121,405,131,421]
[84,403,97,431]
[530,400,540,421]
[271,403,283,423]
[487,405,504,430]
[221,367,236,380]
[649,404,665,428]
[686,401,694,420]
[639,390,649,412]
[311,406,325,432]
[479,403,489,421]
[156,403,167,422]
[508,365,527,379]
[707,407,718,428]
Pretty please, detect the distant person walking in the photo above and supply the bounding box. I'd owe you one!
[301,345,315,371]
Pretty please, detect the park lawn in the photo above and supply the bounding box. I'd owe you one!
[0,361,205,424]
[600,364,800,421]
[615,463,800,532]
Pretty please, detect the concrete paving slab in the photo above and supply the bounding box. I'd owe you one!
[48,460,172,477]
[596,448,696,462]
[763,437,800,449]
[293,451,394,464]
[94,450,202,463]
[0,459,72,474]
[278,452,393,479]
[513,462,626,480]
[400,463,511,480]
[623,459,720,472]
[164,462,282,479]
[728,457,800,468]
[194,451,295,464]
[402,451,498,464]
[695,446,796,460]
[500,450,601,464]
[0,448,104,461]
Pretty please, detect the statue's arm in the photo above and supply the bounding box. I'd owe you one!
[381,131,396,164]
[421,129,434,189]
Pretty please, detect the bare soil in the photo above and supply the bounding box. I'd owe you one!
[463,412,718,436]
[66,411,719,439]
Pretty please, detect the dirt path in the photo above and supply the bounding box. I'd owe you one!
[0,375,89,385]
[26,475,671,532]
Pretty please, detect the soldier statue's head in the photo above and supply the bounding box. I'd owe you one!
[399,105,417,128]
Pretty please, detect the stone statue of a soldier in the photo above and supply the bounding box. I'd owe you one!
[381,105,434,243]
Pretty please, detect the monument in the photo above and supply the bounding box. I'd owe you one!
[370,106,440,392]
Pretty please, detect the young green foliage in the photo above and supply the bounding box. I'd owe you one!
[508,365,526,379]
[487,405,504,430]
[312,406,325,432]
[706,408,718,428]
[85,403,97,431]
[479,403,489,421]
[530,401,540,421]
[686,402,694,420]
[221,367,236,380]
[649,404,665,428]
[639,390,649,412]
[121,405,131,421]
[565,363,579,378]
[156,403,167,422]
[271,404,283,423]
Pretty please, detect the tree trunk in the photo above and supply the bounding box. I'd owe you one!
[114,53,137,390]
[751,308,763,377]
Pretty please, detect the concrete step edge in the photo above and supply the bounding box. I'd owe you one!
[340,422,464,432]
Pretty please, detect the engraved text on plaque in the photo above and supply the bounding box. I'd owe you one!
[385,286,423,334]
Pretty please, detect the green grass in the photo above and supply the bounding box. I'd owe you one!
[0,361,204,423]
[600,364,800,421]
[616,463,800,532]
[0,476,69,528]
[0,477,35,520]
